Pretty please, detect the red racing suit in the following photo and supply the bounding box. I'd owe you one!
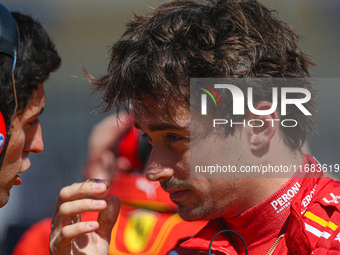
[168,154,340,255]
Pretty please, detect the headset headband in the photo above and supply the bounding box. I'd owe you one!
[0,4,19,170]
[0,4,19,60]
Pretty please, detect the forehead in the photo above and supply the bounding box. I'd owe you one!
[133,100,190,130]
[20,83,45,118]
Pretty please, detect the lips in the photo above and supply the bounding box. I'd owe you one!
[168,189,190,201]
[160,180,192,202]
[14,175,22,185]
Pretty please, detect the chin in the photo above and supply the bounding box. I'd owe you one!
[177,204,211,222]
[0,192,10,208]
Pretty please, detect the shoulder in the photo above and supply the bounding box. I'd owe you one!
[288,178,340,254]
[12,218,52,255]
[304,178,340,253]
[314,178,340,207]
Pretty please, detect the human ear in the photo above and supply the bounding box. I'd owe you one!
[248,101,279,151]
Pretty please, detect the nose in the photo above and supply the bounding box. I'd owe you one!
[145,146,174,182]
[25,123,44,153]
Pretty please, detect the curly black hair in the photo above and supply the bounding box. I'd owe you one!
[91,0,316,149]
[0,12,61,128]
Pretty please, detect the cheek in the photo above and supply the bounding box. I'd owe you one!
[0,190,10,208]
[5,131,25,164]
[189,179,216,203]
[175,151,191,177]
[195,179,236,207]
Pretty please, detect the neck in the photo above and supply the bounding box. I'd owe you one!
[222,177,304,253]
[232,149,304,216]
[221,148,306,253]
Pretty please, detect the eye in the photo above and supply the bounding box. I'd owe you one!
[166,133,185,143]
[141,132,152,144]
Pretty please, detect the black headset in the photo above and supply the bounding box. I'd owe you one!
[0,3,19,169]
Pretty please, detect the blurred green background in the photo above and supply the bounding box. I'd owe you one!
[0,0,339,252]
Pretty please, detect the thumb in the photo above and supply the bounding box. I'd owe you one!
[96,196,121,242]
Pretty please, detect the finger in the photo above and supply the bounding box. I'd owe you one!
[55,180,110,210]
[96,196,121,242]
[52,198,108,232]
[51,221,99,252]
[59,199,107,218]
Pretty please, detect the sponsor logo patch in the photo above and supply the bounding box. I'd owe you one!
[323,193,340,204]
[271,182,301,213]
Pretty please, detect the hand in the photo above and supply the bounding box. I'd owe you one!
[83,113,131,180]
[49,179,120,255]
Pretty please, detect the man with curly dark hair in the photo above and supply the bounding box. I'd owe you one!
[0,9,61,208]
[50,0,340,254]
[0,5,121,255]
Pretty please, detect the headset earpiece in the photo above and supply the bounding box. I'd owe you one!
[0,111,6,153]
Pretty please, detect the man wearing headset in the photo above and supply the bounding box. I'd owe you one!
[50,0,340,254]
[0,5,61,208]
[0,5,122,254]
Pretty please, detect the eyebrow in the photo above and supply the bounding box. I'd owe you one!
[134,120,188,132]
